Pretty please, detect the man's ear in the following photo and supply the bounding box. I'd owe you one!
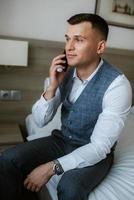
[97,40,106,55]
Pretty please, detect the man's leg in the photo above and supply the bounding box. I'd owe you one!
[57,152,114,200]
[0,134,65,200]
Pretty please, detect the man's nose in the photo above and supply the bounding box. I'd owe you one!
[66,40,75,51]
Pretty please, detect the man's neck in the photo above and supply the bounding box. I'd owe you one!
[76,58,101,81]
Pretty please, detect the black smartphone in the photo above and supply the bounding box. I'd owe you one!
[57,50,68,72]
[62,50,68,72]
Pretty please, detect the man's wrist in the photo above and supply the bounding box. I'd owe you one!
[43,86,57,100]
[47,161,55,176]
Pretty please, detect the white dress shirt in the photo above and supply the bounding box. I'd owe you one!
[32,60,132,172]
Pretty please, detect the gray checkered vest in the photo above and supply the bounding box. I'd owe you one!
[59,60,122,145]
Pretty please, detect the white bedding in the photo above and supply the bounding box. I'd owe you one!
[114,109,134,155]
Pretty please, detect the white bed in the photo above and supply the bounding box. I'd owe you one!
[25,105,134,200]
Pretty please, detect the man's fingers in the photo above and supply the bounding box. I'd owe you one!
[26,182,32,190]
[51,54,66,70]
[24,177,28,187]
[24,178,40,192]
[30,184,41,192]
[35,186,40,192]
[24,176,32,189]
[53,54,65,62]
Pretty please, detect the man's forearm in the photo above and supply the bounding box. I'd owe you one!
[32,87,61,127]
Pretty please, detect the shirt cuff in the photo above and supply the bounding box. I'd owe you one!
[57,153,85,172]
[40,93,56,104]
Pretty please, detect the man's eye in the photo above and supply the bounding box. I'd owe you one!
[76,38,83,42]
[65,37,69,42]
[65,37,69,41]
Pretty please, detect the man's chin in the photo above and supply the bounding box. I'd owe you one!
[68,61,77,68]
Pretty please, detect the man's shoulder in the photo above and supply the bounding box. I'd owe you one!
[102,59,123,76]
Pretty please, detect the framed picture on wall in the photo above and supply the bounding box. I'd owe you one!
[95,0,134,29]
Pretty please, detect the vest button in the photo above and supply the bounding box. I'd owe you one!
[69,135,72,139]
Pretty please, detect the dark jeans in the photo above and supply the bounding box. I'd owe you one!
[0,130,114,200]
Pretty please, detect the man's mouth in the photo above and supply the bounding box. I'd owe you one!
[67,54,76,59]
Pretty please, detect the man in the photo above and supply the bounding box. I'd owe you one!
[0,13,132,200]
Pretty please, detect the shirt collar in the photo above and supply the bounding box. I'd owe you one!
[73,59,103,84]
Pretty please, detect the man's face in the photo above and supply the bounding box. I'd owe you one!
[65,22,105,68]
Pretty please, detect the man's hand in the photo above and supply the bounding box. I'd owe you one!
[49,53,68,88]
[43,53,68,100]
[24,161,55,192]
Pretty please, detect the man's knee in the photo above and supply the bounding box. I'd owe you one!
[57,171,87,200]
[0,145,27,180]
[0,148,20,173]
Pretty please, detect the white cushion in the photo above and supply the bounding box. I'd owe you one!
[26,105,61,141]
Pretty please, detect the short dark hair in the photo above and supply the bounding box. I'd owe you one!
[67,13,109,40]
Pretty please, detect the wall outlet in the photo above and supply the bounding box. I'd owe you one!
[11,90,22,100]
[0,90,22,101]
[0,90,11,100]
